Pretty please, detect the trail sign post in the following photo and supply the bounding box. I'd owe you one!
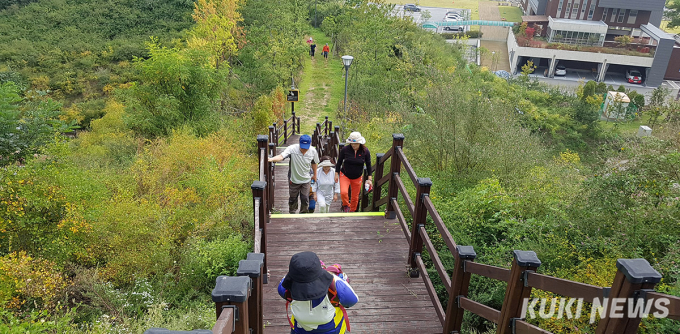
[287,89,299,102]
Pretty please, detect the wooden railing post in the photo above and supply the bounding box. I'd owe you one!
[251,181,268,283]
[291,112,296,134]
[237,255,264,334]
[371,153,385,211]
[257,135,268,166]
[212,276,251,334]
[407,178,432,277]
[312,127,319,148]
[296,116,300,134]
[283,120,288,144]
[444,246,477,333]
[497,251,541,334]
[328,120,333,137]
[324,116,329,136]
[596,259,662,334]
[359,166,370,212]
[385,134,404,219]
[268,126,275,150]
[334,126,340,141]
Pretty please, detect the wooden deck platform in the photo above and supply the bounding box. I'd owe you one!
[262,135,443,333]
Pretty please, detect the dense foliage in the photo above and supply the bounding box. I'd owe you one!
[1,0,679,332]
[325,2,680,333]
[0,0,307,331]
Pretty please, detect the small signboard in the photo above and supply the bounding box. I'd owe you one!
[287,89,299,102]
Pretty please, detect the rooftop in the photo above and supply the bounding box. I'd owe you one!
[521,15,549,22]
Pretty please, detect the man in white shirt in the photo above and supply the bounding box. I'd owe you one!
[269,135,319,213]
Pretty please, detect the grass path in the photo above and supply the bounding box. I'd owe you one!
[295,29,345,133]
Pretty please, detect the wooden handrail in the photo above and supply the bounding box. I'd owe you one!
[459,297,501,324]
[465,262,510,282]
[253,197,261,254]
[213,307,235,334]
[391,198,411,243]
[514,319,554,334]
[526,272,605,303]
[423,196,457,257]
[415,254,445,326]
[394,174,414,217]
[645,291,680,321]
[419,226,451,293]
[396,147,418,188]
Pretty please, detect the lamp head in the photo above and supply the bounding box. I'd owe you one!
[341,55,354,68]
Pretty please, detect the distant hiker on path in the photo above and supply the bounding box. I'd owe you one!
[269,135,319,213]
[310,42,317,57]
[322,43,330,60]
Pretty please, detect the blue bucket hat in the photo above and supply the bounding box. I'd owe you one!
[299,135,312,149]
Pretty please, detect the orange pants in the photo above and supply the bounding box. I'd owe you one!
[339,172,362,212]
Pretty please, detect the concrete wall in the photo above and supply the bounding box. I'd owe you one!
[507,30,654,69]
[663,47,680,81]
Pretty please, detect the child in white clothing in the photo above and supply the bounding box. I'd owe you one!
[312,159,340,213]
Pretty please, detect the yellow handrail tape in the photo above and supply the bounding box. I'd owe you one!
[271,212,386,218]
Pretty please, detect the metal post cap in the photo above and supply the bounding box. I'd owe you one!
[237,260,261,278]
[376,153,385,158]
[251,181,266,190]
[616,259,662,284]
[144,329,212,334]
[257,135,269,142]
[246,252,265,264]
[417,177,432,187]
[392,133,405,140]
[513,250,541,267]
[268,125,274,129]
[457,245,477,260]
[212,276,251,303]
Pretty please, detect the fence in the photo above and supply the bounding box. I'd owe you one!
[370,133,680,334]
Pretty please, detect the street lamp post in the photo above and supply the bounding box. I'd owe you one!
[341,55,353,116]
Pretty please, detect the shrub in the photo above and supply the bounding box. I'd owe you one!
[0,252,69,311]
[179,235,250,291]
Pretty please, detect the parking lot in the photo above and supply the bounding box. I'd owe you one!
[394,5,471,32]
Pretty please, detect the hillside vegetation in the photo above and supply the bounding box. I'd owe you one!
[1,0,679,333]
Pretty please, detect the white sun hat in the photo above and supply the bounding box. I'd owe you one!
[319,160,334,167]
[346,132,366,144]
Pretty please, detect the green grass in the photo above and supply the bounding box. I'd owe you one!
[599,112,652,133]
[498,5,522,22]
[297,28,345,131]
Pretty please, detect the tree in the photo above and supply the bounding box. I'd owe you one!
[123,39,227,137]
[521,60,537,76]
[189,0,245,70]
[0,82,69,166]
[667,0,680,28]
[614,35,632,47]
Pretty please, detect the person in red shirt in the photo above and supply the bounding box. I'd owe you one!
[322,43,330,59]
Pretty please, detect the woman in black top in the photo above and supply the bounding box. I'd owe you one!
[335,132,372,212]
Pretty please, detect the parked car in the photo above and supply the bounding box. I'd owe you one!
[445,13,463,20]
[443,25,464,31]
[554,65,567,76]
[403,4,420,12]
[626,69,642,84]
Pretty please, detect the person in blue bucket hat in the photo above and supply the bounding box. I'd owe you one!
[269,135,320,213]
[278,252,358,333]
